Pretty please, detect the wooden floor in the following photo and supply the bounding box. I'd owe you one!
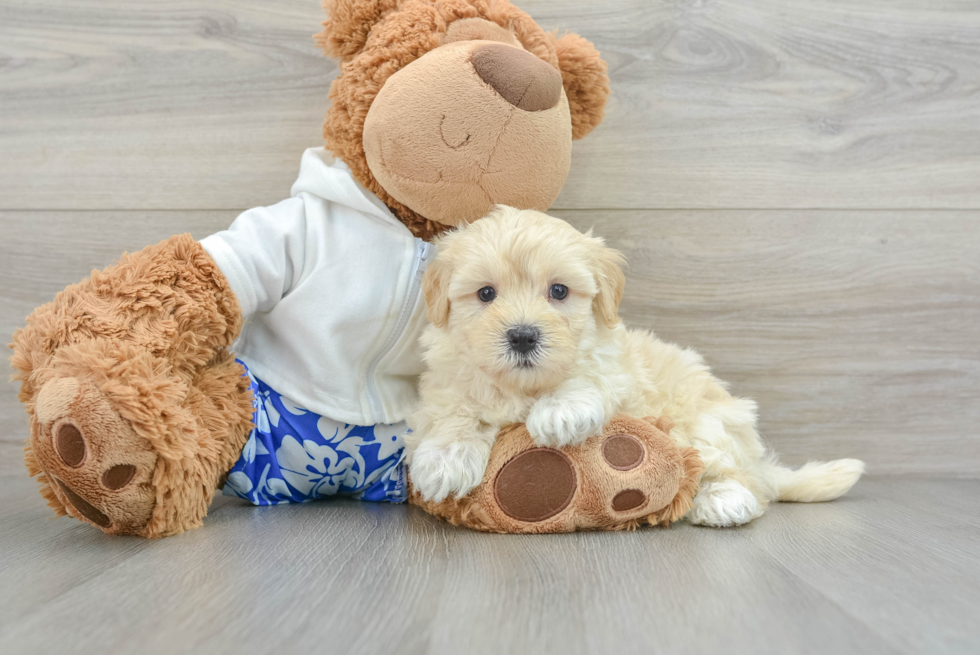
[0,474,977,655]
[2,1,979,653]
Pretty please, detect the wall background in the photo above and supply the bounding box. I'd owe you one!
[2,0,978,476]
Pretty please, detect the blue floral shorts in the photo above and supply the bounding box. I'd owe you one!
[222,360,409,505]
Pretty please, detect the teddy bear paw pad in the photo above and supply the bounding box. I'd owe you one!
[53,420,86,468]
[611,489,647,512]
[602,433,644,470]
[493,448,576,522]
[55,479,111,528]
[29,377,159,534]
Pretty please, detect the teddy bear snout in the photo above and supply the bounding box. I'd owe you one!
[471,43,562,111]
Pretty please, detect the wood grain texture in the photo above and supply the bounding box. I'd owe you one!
[4,209,977,475]
[547,0,980,210]
[1,0,980,210]
[0,443,27,477]
[0,0,331,211]
[556,209,980,475]
[0,474,977,655]
[750,481,980,653]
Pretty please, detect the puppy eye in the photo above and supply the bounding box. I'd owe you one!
[549,284,568,301]
[477,286,496,303]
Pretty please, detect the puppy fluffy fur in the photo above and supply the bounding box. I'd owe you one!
[406,206,864,526]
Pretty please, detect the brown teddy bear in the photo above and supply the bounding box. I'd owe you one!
[10,0,697,538]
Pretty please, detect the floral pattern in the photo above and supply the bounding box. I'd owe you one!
[223,361,409,505]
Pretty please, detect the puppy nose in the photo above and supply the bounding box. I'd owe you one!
[471,44,562,111]
[507,325,541,355]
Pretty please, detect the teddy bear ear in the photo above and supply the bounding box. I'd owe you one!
[551,32,611,140]
[316,0,399,60]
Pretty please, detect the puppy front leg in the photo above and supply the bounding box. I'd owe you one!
[408,414,498,503]
[527,378,606,448]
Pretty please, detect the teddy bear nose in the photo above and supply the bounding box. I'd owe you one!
[471,43,562,111]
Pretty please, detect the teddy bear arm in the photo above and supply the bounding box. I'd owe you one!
[12,233,242,374]
[13,234,253,537]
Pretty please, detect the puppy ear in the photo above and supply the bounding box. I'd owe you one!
[422,257,453,328]
[316,0,399,60]
[592,242,626,329]
[550,32,611,140]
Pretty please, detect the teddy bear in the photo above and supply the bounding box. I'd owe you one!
[9,0,697,538]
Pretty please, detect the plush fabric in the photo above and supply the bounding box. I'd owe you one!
[362,39,572,226]
[318,0,610,239]
[550,32,611,140]
[409,416,704,533]
[13,235,254,537]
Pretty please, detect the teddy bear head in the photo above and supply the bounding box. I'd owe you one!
[318,0,611,240]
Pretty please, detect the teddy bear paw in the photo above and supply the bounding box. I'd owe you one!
[29,377,158,535]
[420,415,702,533]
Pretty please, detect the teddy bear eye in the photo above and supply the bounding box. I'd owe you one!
[478,286,496,303]
[550,284,568,300]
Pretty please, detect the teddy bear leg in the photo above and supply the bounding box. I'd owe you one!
[412,416,703,533]
[498,416,704,531]
[594,416,704,527]
[25,340,253,538]
[29,371,159,535]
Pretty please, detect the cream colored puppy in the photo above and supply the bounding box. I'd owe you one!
[407,206,864,526]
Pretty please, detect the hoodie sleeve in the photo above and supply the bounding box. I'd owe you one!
[200,197,307,318]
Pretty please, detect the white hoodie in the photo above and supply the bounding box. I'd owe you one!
[201,148,432,426]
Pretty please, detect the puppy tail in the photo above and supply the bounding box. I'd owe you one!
[768,459,866,502]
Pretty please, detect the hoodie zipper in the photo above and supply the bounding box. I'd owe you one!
[365,239,433,423]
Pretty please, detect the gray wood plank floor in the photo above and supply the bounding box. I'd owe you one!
[0,473,977,655]
[2,0,979,210]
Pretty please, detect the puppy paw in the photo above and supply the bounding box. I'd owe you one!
[527,393,605,448]
[687,480,763,527]
[409,439,491,503]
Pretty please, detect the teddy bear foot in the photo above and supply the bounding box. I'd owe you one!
[27,376,159,535]
[410,415,704,533]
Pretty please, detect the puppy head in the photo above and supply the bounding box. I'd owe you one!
[423,206,625,393]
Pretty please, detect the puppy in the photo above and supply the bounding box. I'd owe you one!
[406,206,864,526]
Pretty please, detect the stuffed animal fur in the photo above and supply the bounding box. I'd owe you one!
[7,0,700,539]
[412,416,703,533]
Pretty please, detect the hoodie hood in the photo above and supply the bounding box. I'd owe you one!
[291,148,409,234]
